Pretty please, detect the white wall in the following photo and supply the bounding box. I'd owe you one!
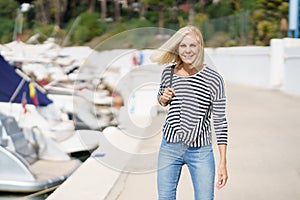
[206,46,271,88]
[283,46,300,95]
[206,38,300,96]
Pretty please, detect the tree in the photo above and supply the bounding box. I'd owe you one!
[88,0,96,12]
[33,0,51,24]
[71,12,105,44]
[240,0,259,11]
[0,0,19,42]
[54,0,68,27]
[229,0,240,11]
[140,1,147,19]
[33,0,85,26]
[64,0,90,23]
[0,0,19,18]
[252,0,289,45]
[114,0,121,21]
[206,0,234,18]
[100,0,107,19]
[142,0,175,31]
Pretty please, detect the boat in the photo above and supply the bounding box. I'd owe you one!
[46,86,113,131]
[0,113,81,193]
[0,54,100,157]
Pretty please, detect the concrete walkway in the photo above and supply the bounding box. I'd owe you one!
[47,82,300,200]
[115,82,300,200]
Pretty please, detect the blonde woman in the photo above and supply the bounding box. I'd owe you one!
[151,26,228,200]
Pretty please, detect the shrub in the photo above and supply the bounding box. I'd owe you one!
[0,18,15,43]
[69,12,105,45]
[206,32,232,47]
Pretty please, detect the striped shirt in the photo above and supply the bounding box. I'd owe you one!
[158,65,228,147]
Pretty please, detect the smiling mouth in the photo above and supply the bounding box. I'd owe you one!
[183,55,194,59]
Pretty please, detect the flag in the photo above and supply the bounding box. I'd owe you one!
[22,92,27,113]
[29,82,38,106]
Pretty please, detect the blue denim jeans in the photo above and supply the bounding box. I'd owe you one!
[157,137,215,200]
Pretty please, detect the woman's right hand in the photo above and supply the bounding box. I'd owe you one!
[159,88,175,106]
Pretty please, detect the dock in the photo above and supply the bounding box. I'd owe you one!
[47,82,300,200]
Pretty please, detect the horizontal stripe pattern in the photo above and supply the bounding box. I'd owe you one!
[158,65,228,147]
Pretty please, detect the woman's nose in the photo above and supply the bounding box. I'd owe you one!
[185,46,191,53]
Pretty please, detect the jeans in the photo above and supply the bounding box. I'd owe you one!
[157,137,215,200]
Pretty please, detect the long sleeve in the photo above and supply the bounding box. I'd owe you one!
[212,76,228,145]
[157,67,171,104]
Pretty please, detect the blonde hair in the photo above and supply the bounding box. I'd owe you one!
[150,25,204,68]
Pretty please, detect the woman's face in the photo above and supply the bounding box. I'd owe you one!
[178,33,200,65]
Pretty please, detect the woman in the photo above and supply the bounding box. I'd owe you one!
[151,26,228,200]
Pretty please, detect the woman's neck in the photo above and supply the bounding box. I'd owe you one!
[175,63,203,76]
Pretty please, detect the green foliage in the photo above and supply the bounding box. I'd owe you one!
[256,20,277,45]
[252,0,289,45]
[0,18,15,43]
[142,0,176,29]
[70,12,105,45]
[278,2,289,17]
[145,10,159,24]
[177,10,189,28]
[198,12,251,47]
[120,7,139,20]
[95,25,175,51]
[178,16,187,28]
[207,0,233,18]
[142,0,175,8]
[206,32,237,47]
[30,23,63,43]
[33,23,55,37]
[257,0,288,20]
[64,1,86,21]
[123,18,154,29]
[199,20,215,42]
[23,6,35,29]
[73,26,91,45]
[195,13,209,24]
[106,23,128,35]
[240,0,259,11]
[93,18,156,50]
[0,0,291,47]
[0,0,19,18]
[164,9,180,30]
[0,0,19,43]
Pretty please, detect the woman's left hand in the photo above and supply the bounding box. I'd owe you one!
[216,164,228,190]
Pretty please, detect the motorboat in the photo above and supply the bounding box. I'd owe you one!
[46,87,113,131]
[0,113,81,192]
[0,102,102,156]
[0,55,101,156]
